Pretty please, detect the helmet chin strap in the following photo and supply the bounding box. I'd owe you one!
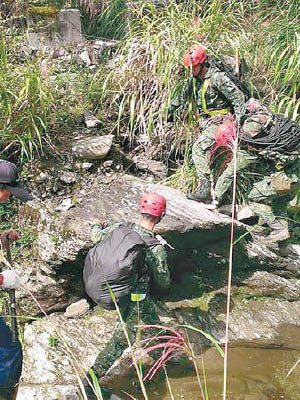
[157,211,166,222]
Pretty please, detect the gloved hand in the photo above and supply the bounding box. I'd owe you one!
[1,228,20,249]
[90,219,108,228]
[0,270,20,289]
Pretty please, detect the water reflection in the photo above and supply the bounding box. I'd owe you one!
[110,347,300,399]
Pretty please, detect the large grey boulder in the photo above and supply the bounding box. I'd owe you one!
[18,309,117,399]
[27,8,83,49]
[166,296,300,350]
[24,174,233,265]
[15,173,300,399]
[19,174,300,316]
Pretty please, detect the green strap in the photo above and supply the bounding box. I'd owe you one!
[201,79,230,116]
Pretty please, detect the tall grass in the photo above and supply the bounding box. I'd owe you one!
[0,37,53,160]
[89,0,300,158]
[2,0,299,162]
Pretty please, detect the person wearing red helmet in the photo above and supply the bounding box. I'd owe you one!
[167,44,248,122]
[82,192,170,397]
[167,44,249,203]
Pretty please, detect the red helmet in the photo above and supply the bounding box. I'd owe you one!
[183,45,207,67]
[214,120,237,147]
[139,192,166,218]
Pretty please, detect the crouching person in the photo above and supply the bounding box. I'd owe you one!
[0,160,33,400]
[82,192,171,396]
[0,268,22,400]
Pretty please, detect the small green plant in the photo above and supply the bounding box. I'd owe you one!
[48,335,60,347]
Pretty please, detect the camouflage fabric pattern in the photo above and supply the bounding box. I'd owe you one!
[247,171,298,201]
[214,150,257,201]
[92,295,161,376]
[242,98,273,138]
[168,59,246,119]
[90,222,170,376]
[192,100,300,205]
[191,116,257,201]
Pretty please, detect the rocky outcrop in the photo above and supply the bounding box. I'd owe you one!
[17,308,117,399]
[14,173,300,399]
[23,174,233,265]
[167,296,300,350]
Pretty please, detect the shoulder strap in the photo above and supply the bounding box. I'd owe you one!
[120,222,161,247]
[209,55,250,99]
[143,237,161,247]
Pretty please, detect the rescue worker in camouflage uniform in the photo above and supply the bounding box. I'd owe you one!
[190,98,275,205]
[167,44,249,202]
[210,108,300,238]
[84,192,170,398]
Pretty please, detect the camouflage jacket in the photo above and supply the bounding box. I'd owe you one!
[168,59,246,120]
[91,222,170,295]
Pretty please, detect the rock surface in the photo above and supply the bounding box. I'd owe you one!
[27,8,83,49]
[71,135,114,160]
[18,309,117,399]
[14,174,300,399]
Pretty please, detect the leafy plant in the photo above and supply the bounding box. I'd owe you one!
[48,335,60,347]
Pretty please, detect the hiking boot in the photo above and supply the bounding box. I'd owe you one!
[187,178,211,203]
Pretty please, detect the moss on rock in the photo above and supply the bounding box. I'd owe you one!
[28,6,59,19]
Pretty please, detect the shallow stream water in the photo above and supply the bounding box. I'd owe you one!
[111,346,300,400]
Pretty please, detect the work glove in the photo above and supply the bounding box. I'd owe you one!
[1,228,20,249]
[0,270,20,289]
[90,219,108,228]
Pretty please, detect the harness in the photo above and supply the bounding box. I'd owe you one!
[200,79,230,116]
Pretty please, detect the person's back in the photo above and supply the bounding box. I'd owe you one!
[81,192,171,399]
[84,220,169,310]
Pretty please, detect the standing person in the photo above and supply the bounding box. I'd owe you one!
[0,160,33,400]
[82,192,171,397]
[167,44,250,202]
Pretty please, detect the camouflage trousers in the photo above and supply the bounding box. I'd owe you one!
[192,118,257,202]
[192,118,300,206]
[92,295,160,377]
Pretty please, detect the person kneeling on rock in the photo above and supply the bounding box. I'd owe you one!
[81,192,171,398]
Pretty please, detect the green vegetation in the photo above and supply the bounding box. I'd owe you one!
[27,6,59,18]
[1,0,299,165]
[48,335,60,347]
